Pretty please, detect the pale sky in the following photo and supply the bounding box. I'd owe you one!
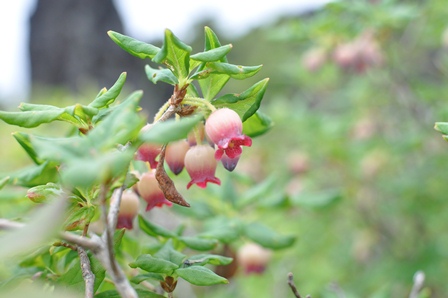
[0,0,329,106]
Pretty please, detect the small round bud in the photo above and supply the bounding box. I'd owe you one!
[237,243,272,274]
[165,140,190,175]
[184,144,221,189]
[136,170,172,211]
[136,143,162,169]
[114,189,140,229]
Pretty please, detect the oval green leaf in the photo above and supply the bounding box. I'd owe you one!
[176,266,228,286]
[129,254,179,274]
[243,222,296,250]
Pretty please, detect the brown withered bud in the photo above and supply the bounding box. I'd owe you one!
[155,146,190,207]
[160,276,178,293]
[169,84,189,106]
[177,105,197,116]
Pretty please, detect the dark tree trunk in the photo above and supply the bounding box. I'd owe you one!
[29,0,169,117]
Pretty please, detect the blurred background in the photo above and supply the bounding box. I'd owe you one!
[2,0,448,297]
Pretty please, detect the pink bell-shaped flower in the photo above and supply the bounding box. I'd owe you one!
[136,143,161,169]
[184,144,221,189]
[113,189,140,229]
[136,170,172,211]
[205,108,252,170]
[165,140,190,175]
[237,243,272,274]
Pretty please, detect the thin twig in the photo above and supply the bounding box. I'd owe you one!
[288,272,311,298]
[288,272,302,298]
[99,183,120,280]
[409,271,425,298]
[77,245,95,298]
[60,231,99,251]
[0,218,25,230]
[107,184,125,235]
[53,241,77,251]
[97,182,138,298]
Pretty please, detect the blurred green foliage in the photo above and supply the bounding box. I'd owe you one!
[2,0,448,297]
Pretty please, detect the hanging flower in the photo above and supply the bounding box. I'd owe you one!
[237,243,272,274]
[205,108,252,171]
[114,189,140,229]
[135,143,161,169]
[184,144,221,189]
[136,170,172,211]
[165,140,190,175]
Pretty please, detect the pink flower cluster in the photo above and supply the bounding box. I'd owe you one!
[136,107,252,190]
[114,108,252,229]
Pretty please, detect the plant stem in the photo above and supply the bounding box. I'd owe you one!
[77,245,95,298]
[183,96,217,112]
[288,272,310,298]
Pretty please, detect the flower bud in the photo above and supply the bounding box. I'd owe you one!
[27,183,63,203]
[237,243,272,274]
[136,143,162,169]
[136,170,172,211]
[184,144,221,189]
[301,47,327,72]
[114,189,140,229]
[205,108,252,170]
[165,140,190,175]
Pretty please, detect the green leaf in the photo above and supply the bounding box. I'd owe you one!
[190,44,232,62]
[87,91,145,149]
[9,161,59,187]
[186,254,233,266]
[108,31,160,60]
[59,252,105,294]
[61,149,135,188]
[29,92,143,168]
[19,103,93,127]
[27,182,63,203]
[12,132,42,164]
[145,65,178,85]
[0,193,67,259]
[199,217,241,243]
[198,73,230,100]
[434,122,448,135]
[242,110,274,138]
[63,205,96,231]
[0,109,67,128]
[139,115,202,144]
[204,27,227,59]
[154,240,186,265]
[129,254,179,274]
[290,189,342,208]
[208,62,262,80]
[95,289,165,298]
[238,175,277,208]
[196,27,229,100]
[89,72,127,109]
[175,266,228,286]
[138,215,176,238]
[178,237,218,251]
[130,273,164,284]
[243,222,296,250]
[0,176,9,190]
[153,29,192,81]
[29,135,84,163]
[212,78,269,121]
[72,103,99,120]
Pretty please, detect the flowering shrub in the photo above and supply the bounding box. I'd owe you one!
[0,26,294,298]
